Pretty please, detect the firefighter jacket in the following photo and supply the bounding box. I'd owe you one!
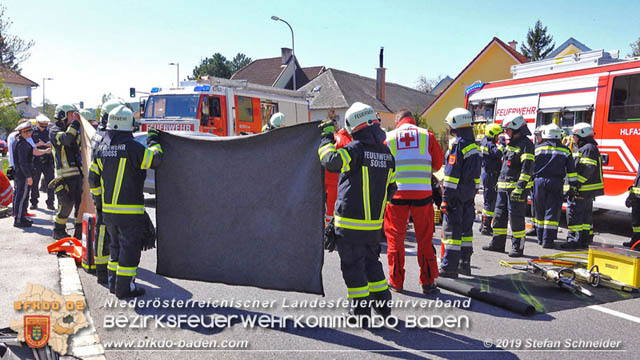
[318,124,396,244]
[497,133,534,192]
[32,126,54,162]
[385,117,443,200]
[534,139,578,184]
[442,127,481,203]
[14,136,34,179]
[88,131,163,226]
[50,120,82,178]
[480,136,502,174]
[325,129,352,188]
[573,137,604,197]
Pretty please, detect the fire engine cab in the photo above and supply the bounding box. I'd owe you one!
[466,50,640,212]
[139,77,310,136]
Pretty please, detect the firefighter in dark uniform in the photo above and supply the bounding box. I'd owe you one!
[318,102,396,323]
[89,98,125,284]
[12,122,35,228]
[624,165,640,250]
[533,124,578,249]
[483,114,534,257]
[30,116,55,210]
[89,105,163,298]
[439,108,481,278]
[50,104,84,240]
[479,123,503,235]
[562,123,604,249]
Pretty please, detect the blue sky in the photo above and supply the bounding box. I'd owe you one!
[4,0,640,108]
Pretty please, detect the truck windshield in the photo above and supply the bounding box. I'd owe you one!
[143,95,199,119]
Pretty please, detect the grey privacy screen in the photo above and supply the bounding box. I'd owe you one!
[155,122,325,295]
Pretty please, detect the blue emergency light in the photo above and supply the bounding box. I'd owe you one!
[194,85,211,92]
[151,87,161,93]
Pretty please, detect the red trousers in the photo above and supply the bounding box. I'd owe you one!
[325,184,338,225]
[384,202,438,288]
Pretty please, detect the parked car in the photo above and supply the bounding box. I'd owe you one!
[133,131,218,194]
[0,140,7,157]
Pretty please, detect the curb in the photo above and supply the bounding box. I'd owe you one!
[58,257,106,360]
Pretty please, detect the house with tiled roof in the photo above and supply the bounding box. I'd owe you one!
[420,37,529,134]
[1,66,38,98]
[230,48,325,90]
[300,65,436,130]
[545,37,591,59]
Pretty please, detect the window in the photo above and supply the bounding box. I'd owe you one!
[209,97,221,118]
[260,101,278,126]
[608,73,640,122]
[537,109,593,133]
[468,103,494,122]
[237,96,254,122]
[143,95,200,119]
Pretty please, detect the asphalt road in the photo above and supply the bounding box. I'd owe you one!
[71,195,640,360]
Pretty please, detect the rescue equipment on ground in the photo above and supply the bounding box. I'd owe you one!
[503,260,593,297]
[436,278,535,316]
[47,237,82,265]
[588,243,640,287]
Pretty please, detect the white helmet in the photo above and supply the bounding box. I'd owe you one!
[502,114,526,131]
[101,98,126,125]
[444,108,472,129]
[54,104,78,121]
[344,102,378,134]
[541,123,563,139]
[269,112,285,128]
[571,122,594,138]
[36,114,51,125]
[106,105,135,132]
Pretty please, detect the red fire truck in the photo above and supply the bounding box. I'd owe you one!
[139,77,310,136]
[465,50,640,212]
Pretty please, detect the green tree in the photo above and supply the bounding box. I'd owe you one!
[189,53,252,80]
[629,37,640,57]
[520,20,555,61]
[0,78,22,133]
[0,4,34,73]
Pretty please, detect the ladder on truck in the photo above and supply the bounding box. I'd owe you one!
[186,76,308,99]
[511,50,624,79]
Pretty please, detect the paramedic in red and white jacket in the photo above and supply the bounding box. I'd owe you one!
[324,112,352,225]
[384,109,444,294]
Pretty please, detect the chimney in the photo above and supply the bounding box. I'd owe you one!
[281,48,292,65]
[508,40,518,50]
[376,47,386,104]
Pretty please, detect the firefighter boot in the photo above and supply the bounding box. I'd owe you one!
[480,216,493,236]
[483,235,506,253]
[52,226,71,240]
[371,289,392,320]
[115,275,146,299]
[73,222,82,239]
[347,297,371,328]
[459,249,472,276]
[96,265,108,285]
[107,266,116,294]
[508,237,524,258]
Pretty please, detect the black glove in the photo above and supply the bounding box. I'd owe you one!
[6,166,15,181]
[147,129,160,147]
[626,194,633,208]
[324,220,337,252]
[566,186,578,202]
[318,119,335,136]
[141,211,157,251]
[70,119,81,131]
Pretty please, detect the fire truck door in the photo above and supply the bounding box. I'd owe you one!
[200,95,227,136]
[234,96,262,134]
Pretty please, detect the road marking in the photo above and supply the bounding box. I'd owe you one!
[589,305,640,324]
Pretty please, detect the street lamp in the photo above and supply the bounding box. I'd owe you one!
[271,16,296,90]
[169,62,180,86]
[42,77,53,115]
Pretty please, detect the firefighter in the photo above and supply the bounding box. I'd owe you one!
[12,122,35,228]
[261,112,285,132]
[624,165,640,250]
[318,102,396,324]
[50,104,84,240]
[479,123,503,235]
[88,105,163,298]
[439,108,481,278]
[30,116,55,210]
[324,109,352,226]
[90,98,125,285]
[527,126,546,238]
[562,123,604,249]
[533,124,578,249]
[384,109,444,293]
[483,114,534,257]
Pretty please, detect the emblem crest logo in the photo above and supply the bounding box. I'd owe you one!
[24,315,50,348]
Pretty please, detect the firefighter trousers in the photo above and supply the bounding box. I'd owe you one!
[384,201,438,288]
[325,185,338,225]
[440,198,474,273]
[94,208,111,283]
[54,175,83,235]
[567,194,594,246]
[107,223,144,297]
[30,157,54,208]
[336,239,391,316]
[489,189,528,252]
[482,172,498,218]
[13,175,30,223]
[631,198,640,247]
[533,178,563,247]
